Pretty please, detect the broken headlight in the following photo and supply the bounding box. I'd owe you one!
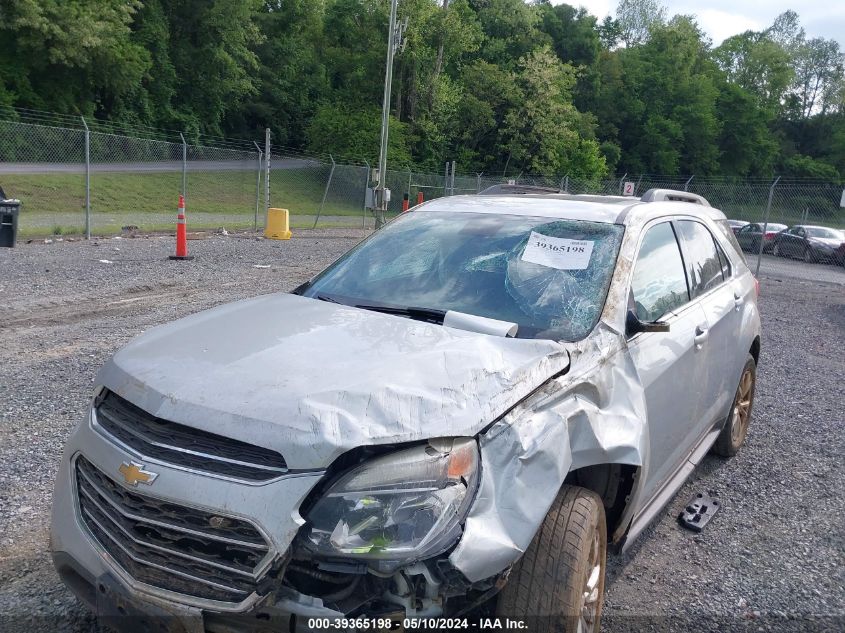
[304,438,479,568]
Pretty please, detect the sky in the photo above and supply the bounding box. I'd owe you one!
[560,1,845,49]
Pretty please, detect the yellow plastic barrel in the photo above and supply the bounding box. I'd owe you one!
[265,208,292,240]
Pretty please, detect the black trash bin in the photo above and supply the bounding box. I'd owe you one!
[0,198,20,248]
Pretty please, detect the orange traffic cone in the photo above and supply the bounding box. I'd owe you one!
[169,194,193,261]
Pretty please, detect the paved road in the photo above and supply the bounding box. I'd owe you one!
[754,252,845,286]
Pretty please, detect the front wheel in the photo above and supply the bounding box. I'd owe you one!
[495,486,607,633]
[712,354,757,457]
[803,247,814,263]
[772,242,781,257]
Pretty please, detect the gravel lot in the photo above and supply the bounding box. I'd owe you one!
[0,230,842,632]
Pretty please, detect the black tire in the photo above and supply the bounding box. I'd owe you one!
[772,242,781,257]
[712,354,757,457]
[495,486,607,633]
[803,247,814,263]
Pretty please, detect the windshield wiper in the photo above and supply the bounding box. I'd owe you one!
[315,293,342,304]
[311,293,445,324]
[354,302,446,324]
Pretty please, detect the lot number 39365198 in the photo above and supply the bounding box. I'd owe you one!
[521,231,595,270]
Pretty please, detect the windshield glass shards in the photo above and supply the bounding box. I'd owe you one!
[303,211,624,341]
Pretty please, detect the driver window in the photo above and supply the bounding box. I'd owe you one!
[631,222,690,322]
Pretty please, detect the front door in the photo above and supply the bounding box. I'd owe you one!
[626,220,709,501]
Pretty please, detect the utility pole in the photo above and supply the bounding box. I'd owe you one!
[374,0,407,229]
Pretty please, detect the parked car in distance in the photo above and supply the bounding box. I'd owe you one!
[727,219,749,234]
[735,222,788,253]
[771,225,845,264]
[50,188,761,633]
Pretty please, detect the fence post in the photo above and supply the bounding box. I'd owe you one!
[179,133,187,202]
[477,173,482,193]
[684,175,694,192]
[451,160,456,196]
[81,117,91,239]
[444,161,450,196]
[313,155,336,229]
[264,128,271,229]
[253,141,263,231]
[408,168,412,200]
[362,160,370,229]
[618,173,628,196]
[755,176,780,277]
[635,174,643,194]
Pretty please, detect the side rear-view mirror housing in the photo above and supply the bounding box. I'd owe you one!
[626,309,670,336]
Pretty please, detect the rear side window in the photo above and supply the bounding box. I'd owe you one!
[675,220,725,298]
[632,222,690,321]
[714,219,747,265]
[714,238,731,279]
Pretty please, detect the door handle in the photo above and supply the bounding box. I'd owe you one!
[694,325,709,347]
[733,292,744,309]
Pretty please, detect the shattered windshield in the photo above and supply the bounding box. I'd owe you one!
[302,211,624,341]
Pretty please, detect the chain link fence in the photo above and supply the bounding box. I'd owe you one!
[1,109,843,282]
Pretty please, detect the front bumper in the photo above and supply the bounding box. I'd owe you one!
[50,407,333,628]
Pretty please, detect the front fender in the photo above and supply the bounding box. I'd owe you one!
[449,328,649,582]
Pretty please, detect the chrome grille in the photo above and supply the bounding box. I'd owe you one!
[75,456,271,603]
[95,391,287,482]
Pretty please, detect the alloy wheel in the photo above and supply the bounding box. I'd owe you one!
[578,527,603,633]
[731,368,754,445]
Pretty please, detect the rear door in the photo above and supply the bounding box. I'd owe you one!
[674,219,737,432]
[627,221,709,501]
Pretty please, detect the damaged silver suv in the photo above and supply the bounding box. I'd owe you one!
[51,188,761,632]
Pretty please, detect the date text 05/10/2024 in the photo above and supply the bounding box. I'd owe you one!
[307,617,528,630]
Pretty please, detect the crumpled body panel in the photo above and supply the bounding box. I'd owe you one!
[450,325,649,582]
[98,293,570,470]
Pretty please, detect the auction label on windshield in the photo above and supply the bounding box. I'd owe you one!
[522,231,594,270]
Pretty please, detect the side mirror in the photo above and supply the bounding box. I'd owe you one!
[626,309,670,336]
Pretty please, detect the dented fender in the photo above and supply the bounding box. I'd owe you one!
[449,326,649,582]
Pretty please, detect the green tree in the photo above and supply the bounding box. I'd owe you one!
[470,0,544,67]
[501,47,606,177]
[713,31,793,115]
[232,0,328,145]
[599,16,721,175]
[0,0,149,114]
[615,0,666,47]
[715,82,778,177]
[162,0,263,134]
[306,103,411,166]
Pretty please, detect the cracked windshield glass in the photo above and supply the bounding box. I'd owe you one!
[303,211,624,341]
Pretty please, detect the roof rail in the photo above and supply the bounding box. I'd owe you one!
[640,188,711,207]
[479,184,563,195]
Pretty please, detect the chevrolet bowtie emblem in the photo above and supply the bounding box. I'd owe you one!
[118,461,158,487]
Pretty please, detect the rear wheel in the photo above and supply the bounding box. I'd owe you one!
[712,354,756,457]
[772,242,781,257]
[495,486,606,633]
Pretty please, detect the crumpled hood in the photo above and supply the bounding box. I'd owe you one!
[99,293,570,469]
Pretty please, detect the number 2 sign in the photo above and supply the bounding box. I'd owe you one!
[623,181,635,196]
